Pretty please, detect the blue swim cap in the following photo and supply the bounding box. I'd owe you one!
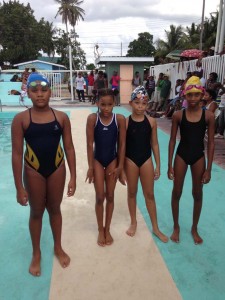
[131,85,148,101]
[27,73,50,87]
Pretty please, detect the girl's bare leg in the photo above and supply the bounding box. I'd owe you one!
[171,155,188,243]
[46,163,70,268]
[140,159,168,243]
[124,159,139,237]
[94,160,106,246]
[190,157,205,244]
[24,166,46,276]
[104,159,117,245]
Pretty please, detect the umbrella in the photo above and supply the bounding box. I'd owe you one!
[180,49,203,58]
[166,49,183,60]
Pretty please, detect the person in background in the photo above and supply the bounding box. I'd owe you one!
[110,71,121,106]
[151,73,164,112]
[132,71,141,89]
[75,72,85,102]
[215,93,225,139]
[157,74,171,112]
[145,75,155,100]
[88,71,95,101]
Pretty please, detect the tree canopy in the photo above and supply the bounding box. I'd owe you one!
[126,32,155,57]
[0,0,55,65]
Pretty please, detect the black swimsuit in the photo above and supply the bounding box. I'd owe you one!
[24,108,64,178]
[126,115,152,167]
[176,109,206,165]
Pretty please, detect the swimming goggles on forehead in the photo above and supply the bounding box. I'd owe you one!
[28,81,49,88]
[185,84,205,92]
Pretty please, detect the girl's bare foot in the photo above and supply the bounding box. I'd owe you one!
[153,230,169,243]
[191,227,203,245]
[105,230,113,245]
[97,230,106,247]
[54,247,70,268]
[170,227,180,243]
[126,223,137,237]
[29,252,41,276]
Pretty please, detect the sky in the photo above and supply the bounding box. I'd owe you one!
[1,0,220,64]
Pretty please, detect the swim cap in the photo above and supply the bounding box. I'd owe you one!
[27,73,50,87]
[131,85,148,101]
[184,76,204,95]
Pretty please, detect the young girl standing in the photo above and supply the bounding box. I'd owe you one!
[86,88,126,246]
[168,76,215,244]
[11,73,76,276]
[124,86,168,243]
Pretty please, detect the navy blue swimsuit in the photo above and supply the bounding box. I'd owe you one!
[94,113,118,168]
[176,109,206,165]
[24,108,64,178]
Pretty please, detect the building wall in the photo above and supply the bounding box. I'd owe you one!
[104,62,147,104]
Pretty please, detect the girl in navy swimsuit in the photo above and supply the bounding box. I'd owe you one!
[168,76,215,245]
[86,88,126,246]
[11,74,76,276]
[123,86,168,243]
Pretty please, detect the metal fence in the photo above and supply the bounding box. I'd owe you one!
[150,54,225,98]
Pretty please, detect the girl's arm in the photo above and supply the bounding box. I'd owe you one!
[149,117,160,179]
[168,111,180,180]
[86,114,96,183]
[110,114,126,181]
[202,111,215,184]
[11,114,28,206]
[62,113,76,196]
[207,102,218,114]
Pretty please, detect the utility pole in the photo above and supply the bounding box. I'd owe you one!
[215,0,223,54]
[199,0,205,50]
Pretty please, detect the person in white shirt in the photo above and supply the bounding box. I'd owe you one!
[75,72,85,102]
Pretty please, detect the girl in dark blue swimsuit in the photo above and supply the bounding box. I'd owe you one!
[168,76,215,245]
[86,88,126,246]
[11,74,76,276]
[124,86,168,243]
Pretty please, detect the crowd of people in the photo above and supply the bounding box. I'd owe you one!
[68,69,121,105]
[145,70,225,139]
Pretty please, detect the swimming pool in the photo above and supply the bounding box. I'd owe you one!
[1,108,225,300]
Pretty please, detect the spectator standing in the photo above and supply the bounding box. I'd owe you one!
[132,71,141,89]
[151,73,164,112]
[215,94,225,139]
[158,74,171,112]
[75,72,85,102]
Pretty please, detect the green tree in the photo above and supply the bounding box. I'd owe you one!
[86,63,95,70]
[54,0,85,70]
[53,28,86,69]
[154,25,186,63]
[202,12,218,49]
[126,32,155,57]
[55,0,85,34]
[185,23,201,49]
[0,0,55,65]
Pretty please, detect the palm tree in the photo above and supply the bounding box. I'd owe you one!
[55,0,85,35]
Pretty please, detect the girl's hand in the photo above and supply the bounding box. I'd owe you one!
[85,168,94,184]
[119,169,127,186]
[67,179,76,197]
[168,167,174,180]
[201,170,211,184]
[109,167,121,181]
[17,188,28,206]
[154,167,160,181]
